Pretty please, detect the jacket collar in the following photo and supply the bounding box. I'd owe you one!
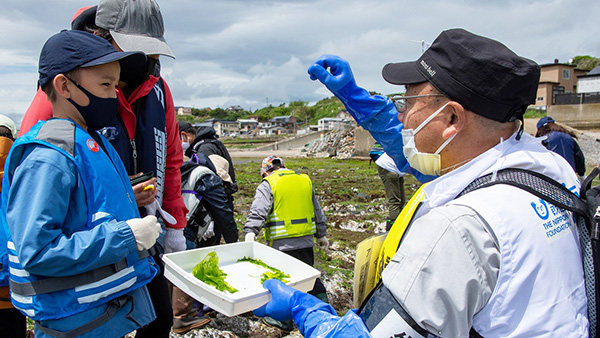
[116,75,161,138]
[416,131,579,218]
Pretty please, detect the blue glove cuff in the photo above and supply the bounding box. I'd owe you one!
[291,292,337,335]
[335,82,390,125]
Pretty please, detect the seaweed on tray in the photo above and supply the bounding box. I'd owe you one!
[192,252,238,293]
[237,256,290,283]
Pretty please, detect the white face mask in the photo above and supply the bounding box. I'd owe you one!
[401,102,456,176]
[182,142,190,153]
[181,135,190,153]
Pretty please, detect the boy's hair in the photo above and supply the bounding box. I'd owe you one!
[42,69,81,103]
[0,127,14,141]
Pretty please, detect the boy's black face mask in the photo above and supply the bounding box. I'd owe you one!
[119,58,160,89]
[64,75,118,131]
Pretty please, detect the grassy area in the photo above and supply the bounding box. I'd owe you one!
[232,157,422,314]
[523,108,546,119]
[233,157,421,236]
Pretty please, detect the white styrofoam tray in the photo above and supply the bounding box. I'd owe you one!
[163,241,320,317]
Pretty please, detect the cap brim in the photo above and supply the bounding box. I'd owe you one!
[382,61,427,85]
[110,31,175,59]
[81,51,146,68]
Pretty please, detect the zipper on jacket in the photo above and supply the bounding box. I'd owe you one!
[130,139,138,174]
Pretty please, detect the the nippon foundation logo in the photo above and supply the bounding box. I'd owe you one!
[420,60,436,77]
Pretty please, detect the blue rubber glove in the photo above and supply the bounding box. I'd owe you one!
[308,55,437,183]
[308,54,389,124]
[254,280,371,337]
[253,279,300,321]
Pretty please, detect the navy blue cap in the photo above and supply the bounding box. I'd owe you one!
[38,30,146,89]
[537,116,555,130]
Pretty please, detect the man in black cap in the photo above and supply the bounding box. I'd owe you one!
[252,29,589,337]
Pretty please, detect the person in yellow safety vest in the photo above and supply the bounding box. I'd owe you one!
[244,156,329,332]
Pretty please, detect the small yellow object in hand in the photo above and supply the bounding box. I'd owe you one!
[143,184,155,191]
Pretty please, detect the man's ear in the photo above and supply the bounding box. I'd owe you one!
[442,101,466,140]
[53,74,71,99]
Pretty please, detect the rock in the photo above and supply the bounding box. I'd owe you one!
[355,192,369,201]
[304,129,356,159]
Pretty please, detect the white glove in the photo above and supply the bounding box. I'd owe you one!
[317,236,329,251]
[164,228,186,253]
[201,221,215,241]
[245,232,256,242]
[144,199,177,225]
[127,216,161,251]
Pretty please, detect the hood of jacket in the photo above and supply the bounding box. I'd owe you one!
[187,126,218,157]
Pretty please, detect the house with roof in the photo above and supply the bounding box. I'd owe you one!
[238,119,259,135]
[578,65,600,94]
[258,126,285,136]
[270,116,297,134]
[534,60,587,109]
[318,117,353,131]
[175,106,193,115]
[213,120,240,137]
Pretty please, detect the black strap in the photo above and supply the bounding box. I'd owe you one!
[9,252,144,296]
[35,294,133,338]
[357,282,430,337]
[581,167,600,198]
[458,168,588,218]
[470,328,485,338]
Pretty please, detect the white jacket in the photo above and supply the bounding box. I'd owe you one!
[381,132,588,337]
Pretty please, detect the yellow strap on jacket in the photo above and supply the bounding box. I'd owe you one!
[353,183,428,306]
[263,169,316,242]
[375,183,428,286]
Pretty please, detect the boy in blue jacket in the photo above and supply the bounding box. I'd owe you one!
[1,30,162,337]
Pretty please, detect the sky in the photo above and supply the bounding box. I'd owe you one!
[0,0,598,128]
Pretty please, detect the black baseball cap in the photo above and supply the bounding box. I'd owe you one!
[38,30,146,90]
[382,28,540,122]
[178,121,195,134]
[71,6,97,31]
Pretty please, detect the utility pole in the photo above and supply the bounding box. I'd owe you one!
[410,40,432,54]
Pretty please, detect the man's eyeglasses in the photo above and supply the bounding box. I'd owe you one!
[391,94,445,113]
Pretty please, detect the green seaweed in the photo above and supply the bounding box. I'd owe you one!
[192,252,238,293]
[237,256,290,283]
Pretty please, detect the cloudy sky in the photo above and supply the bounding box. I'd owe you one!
[0,0,598,127]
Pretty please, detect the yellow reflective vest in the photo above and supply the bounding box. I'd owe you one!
[263,169,316,242]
